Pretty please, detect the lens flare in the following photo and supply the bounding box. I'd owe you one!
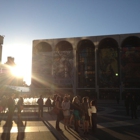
[10,66,23,77]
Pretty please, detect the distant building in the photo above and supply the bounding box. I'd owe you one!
[0,57,23,87]
[31,33,140,99]
[5,56,16,66]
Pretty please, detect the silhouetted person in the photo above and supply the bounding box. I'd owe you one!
[1,117,13,140]
[37,95,44,117]
[1,96,7,113]
[72,96,81,133]
[17,97,24,118]
[55,96,63,131]
[90,99,97,133]
[7,94,15,121]
[130,95,137,119]
[45,97,52,112]
[125,94,130,116]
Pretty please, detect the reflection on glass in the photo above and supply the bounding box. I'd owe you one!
[98,47,119,88]
[78,44,95,88]
[121,46,140,88]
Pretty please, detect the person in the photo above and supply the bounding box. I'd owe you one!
[130,95,137,119]
[55,96,63,131]
[37,95,44,117]
[7,94,16,121]
[17,97,24,118]
[72,96,82,133]
[81,97,90,135]
[90,99,97,133]
[1,96,7,113]
[52,94,58,108]
[61,96,70,129]
[125,94,130,116]
[1,117,13,140]
[45,97,52,112]
[69,99,74,127]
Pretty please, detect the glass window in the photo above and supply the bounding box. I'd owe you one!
[98,38,119,88]
[121,36,140,88]
[78,40,95,88]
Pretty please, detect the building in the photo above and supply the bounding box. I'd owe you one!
[0,36,25,95]
[31,33,140,99]
[5,56,16,66]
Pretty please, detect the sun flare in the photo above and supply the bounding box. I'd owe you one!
[3,43,32,85]
[10,66,23,78]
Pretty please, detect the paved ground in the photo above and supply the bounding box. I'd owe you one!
[0,100,140,140]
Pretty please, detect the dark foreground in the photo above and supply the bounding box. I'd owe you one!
[0,100,140,140]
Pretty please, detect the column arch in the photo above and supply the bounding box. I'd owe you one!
[53,41,74,88]
[97,38,119,98]
[121,36,140,88]
[32,42,52,88]
[55,40,73,51]
[98,38,119,86]
[77,39,95,89]
[33,42,52,53]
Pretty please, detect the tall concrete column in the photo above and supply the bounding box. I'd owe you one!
[73,48,76,96]
[52,42,55,95]
[119,48,123,100]
[95,46,99,99]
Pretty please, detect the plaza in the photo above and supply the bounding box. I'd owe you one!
[0,100,140,140]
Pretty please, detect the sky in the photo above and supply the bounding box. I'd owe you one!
[0,0,140,85]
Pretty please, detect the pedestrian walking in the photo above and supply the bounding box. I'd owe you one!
[7,93,16,121]
[17,97,24,118]
[45,97,52,112]
[90,99,97,133]
[72,96,82,133]
[55,96,63,131]
[81,97,90,135]
[37,95,44,117]
[61,96,70,129]
[1,96,7,113]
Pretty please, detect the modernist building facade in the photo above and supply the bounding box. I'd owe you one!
[31,33,140,99]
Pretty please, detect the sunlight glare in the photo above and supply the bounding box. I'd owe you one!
[10,66,23,78]
[2,43,32,85]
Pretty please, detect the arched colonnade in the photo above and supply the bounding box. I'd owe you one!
[31,34,140,99]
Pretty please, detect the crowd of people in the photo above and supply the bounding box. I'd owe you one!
[0,92,139,136]
[0,94,25,140]
[48,94,97,134]
[0,94,24,120]
[0,93,97,135]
